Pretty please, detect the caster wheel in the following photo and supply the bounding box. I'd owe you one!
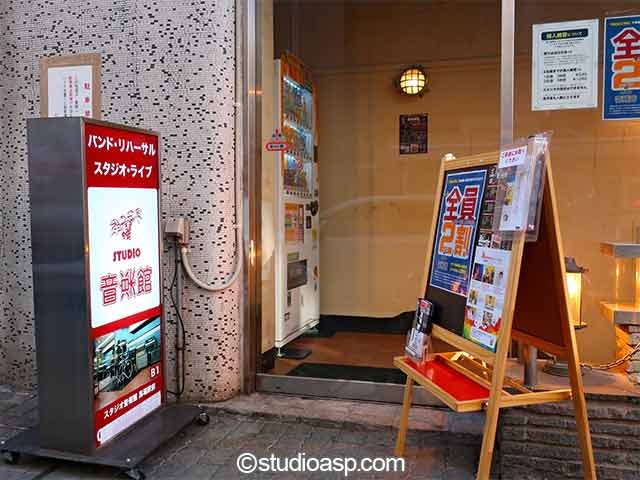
[2,451,20,465]
[196,411,210,426]
[124,467,145,480]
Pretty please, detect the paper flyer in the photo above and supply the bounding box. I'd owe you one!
[532,19,598,111]
[463,247,511,352]
[498,163,533,232]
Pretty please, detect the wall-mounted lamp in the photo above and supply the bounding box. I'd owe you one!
[395,66,428,97]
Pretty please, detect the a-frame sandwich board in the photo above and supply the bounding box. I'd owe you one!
[393,149,596,480]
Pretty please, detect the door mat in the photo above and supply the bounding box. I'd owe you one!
[286,362,407,384]
[319,312,413,335]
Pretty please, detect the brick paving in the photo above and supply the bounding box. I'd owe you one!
[0,385,483,479]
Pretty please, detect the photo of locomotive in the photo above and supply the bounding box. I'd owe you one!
[93,317,161,398]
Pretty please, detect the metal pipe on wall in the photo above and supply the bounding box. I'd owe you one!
[500,0,515,146]
[500,0,538,387]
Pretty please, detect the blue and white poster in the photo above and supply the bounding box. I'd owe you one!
[604,16,640,120]
[429,169,486,297]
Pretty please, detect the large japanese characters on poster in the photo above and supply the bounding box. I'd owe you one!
[429,170,486,297]
[603,15,640,120]
[85,123,163,448]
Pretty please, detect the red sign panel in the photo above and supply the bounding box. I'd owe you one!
[85,123,159,189]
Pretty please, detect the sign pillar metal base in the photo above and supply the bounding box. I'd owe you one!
[1,404,207,479]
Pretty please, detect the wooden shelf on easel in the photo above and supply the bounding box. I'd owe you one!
[395,354,572,413]
[394,355,490,412]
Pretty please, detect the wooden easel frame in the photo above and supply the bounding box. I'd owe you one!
[394,151,596,479]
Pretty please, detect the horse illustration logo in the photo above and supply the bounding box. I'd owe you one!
[110,208,142,240]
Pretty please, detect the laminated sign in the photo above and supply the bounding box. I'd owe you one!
[603,15,640,120]
[429,170,486,297]
[531,19,598,111]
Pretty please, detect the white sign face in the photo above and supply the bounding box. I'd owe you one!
[87,187,160,330]
[532,19,599,111]
[47,65,93,117]
[498,146,527,169]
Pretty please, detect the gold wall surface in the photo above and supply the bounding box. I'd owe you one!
[270,0,640,363]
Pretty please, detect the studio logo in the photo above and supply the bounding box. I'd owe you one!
[111,208,142,240]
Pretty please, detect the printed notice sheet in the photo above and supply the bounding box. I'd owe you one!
[532,19,598,111]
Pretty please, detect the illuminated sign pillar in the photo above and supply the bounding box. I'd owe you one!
[3,118,202,476]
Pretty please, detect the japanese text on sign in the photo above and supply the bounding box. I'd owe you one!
[93,162,153,179]
[438,185,480,259]
[99,266,153,306]
[87,134,156,155]
[102,382,156,420]
[498,146,528,169]
[604,16,640,120]
[430,170,487,297]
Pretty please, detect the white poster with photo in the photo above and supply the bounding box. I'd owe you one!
[464,247,511,352]
[532,19,599,111]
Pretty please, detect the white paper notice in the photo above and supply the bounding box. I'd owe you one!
[47,65,93,117]
[532,19,598,111]
[498,146,527,169]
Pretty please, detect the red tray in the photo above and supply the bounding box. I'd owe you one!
[402,357,490,401]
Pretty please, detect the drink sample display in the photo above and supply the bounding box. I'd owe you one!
[282,77,314,197]
[273,54,320,354]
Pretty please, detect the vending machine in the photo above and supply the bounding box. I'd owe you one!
[273,54,320,356]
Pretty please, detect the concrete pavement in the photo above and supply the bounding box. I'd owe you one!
[0,385,483,479]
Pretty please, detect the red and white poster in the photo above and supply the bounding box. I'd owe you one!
[85,123,164,447]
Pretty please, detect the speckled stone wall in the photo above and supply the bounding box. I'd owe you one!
[0,0,242,401]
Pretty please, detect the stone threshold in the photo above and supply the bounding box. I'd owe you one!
[203,392,484,441]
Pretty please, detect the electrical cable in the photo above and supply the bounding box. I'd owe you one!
[180,243,242,291]
[166,251,186,398]
[178,103,243,292]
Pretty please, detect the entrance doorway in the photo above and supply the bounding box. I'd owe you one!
[256,0,503,401]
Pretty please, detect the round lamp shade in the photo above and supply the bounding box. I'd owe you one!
[398,67,427,96]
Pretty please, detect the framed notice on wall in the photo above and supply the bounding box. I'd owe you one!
[531,19,598,111]
[399,114,428,154]
[40,53,101,118]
